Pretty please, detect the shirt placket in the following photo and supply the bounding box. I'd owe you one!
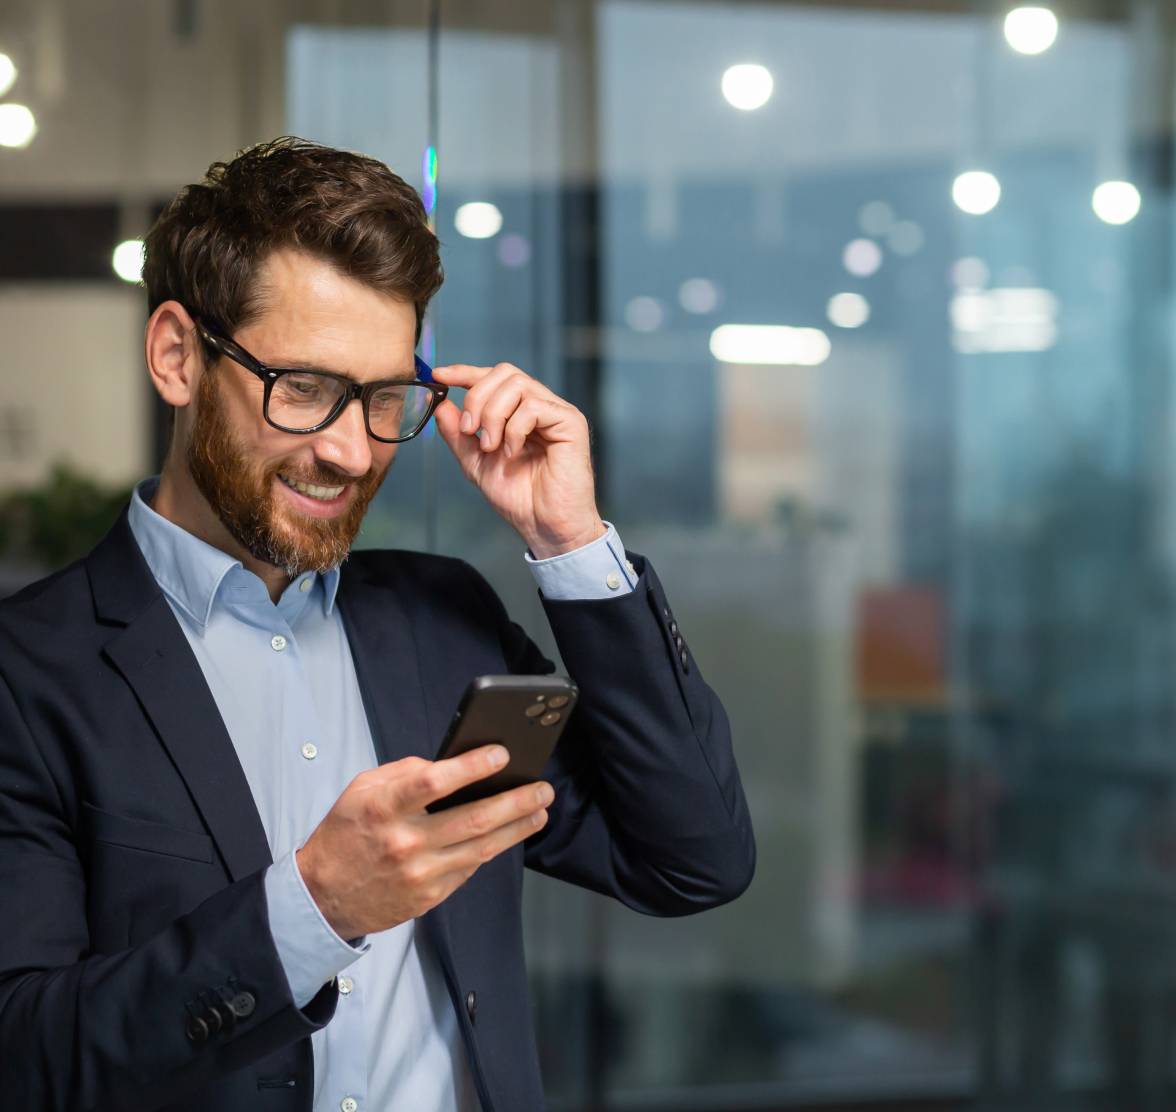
[265,612,369,1112]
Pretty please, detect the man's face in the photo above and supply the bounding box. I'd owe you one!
[184,249,416,576]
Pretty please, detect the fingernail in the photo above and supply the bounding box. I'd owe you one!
[460,411,474,433]
[488,746,509,769]
[536,784,554,807]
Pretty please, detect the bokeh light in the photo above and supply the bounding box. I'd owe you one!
[827,292,871,329]
[858,201,895,238]
[1004,7,1059,56]
[1092,181,1141,226]
[952,171,1001,215]
[721,64,774,111]
[710,324,831,366]
[497,233,531,267]
[0,103,37,149]
[0,53,16,98]
[112,239,145,284]
[625,296,665,332]
[843,238,883,277]
[454,201,503,239]
[679,278,721,314]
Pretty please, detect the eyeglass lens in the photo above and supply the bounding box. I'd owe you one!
[268,372,435,439]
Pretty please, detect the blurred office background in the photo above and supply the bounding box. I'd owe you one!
[3,0,1176,1108]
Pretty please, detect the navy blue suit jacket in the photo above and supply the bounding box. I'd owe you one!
[0,511,754,1112]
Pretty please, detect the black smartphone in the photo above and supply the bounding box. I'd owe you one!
[427,674,578,812]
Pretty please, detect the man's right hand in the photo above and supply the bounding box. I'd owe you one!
[295,746,552,940]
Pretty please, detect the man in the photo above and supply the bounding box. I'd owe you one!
[0,137,754,1112]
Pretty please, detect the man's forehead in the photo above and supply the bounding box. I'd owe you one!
[241,249,417,364]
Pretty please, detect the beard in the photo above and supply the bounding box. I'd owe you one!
[186,371,390,577]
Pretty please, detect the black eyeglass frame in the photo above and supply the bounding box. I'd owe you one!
[193,319,447,444]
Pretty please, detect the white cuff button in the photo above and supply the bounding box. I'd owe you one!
[338,976,354,995]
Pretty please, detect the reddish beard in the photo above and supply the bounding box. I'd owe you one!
[187,370,390,576]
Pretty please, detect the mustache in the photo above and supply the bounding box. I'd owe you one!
[271,462,379,487]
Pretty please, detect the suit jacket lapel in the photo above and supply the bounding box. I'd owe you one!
[88,511,272,882]
[336,559,432,765]
[335,559,457,962]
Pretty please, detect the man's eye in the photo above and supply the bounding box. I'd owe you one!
[279,374,325,400]
[370,387,406,411]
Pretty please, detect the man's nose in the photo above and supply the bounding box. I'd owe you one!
[313,397,373,477]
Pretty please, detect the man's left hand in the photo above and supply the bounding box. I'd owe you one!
[432,363,606,558]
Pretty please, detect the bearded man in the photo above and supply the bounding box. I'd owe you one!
[0,138,754,1112]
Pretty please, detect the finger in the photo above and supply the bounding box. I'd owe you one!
[433,398,483,474]
[472,375,531,453]
[458,364,529,439]
[395,744,510,810]
[430,364,497,391]
[435,803,551,875]
[430,780,554,849]
[500,396,568,458]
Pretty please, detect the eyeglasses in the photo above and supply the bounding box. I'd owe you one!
[193,319,447,443]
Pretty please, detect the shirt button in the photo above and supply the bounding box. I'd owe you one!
[466,990,477,1022]
[270,634,288,652]
[301,742,318,761]
[626,559,637,577]
[606,572,622,590]
[340,1098,358,1112]
[299,578,312,593]
[338,976,353,996]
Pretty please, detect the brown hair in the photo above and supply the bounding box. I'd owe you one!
[143,136,443,343]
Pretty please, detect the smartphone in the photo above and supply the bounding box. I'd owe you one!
[427,674,578,812]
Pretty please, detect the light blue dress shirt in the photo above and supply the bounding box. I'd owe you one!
[127,479,635,1112]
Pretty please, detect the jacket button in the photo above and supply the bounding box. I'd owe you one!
[229,991,256,1018]
[680,650,689,672]
[185,1015,209,1043]
[203,1002,224,1035]
[465,990,477,1022]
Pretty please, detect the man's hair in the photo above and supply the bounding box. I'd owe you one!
[143,136,443,343]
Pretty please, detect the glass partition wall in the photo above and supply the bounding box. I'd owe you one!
[4,1,1176,1108]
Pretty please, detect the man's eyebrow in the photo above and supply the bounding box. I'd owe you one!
[271,359,418,383]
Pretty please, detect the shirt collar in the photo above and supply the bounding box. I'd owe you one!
[127,478,341,629]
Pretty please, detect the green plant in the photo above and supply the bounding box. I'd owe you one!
[0,463,134,570]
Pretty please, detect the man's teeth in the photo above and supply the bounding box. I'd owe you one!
[279,474,346,501]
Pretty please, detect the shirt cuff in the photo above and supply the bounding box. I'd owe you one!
[524,522,638,600]
[263,849,370,1009]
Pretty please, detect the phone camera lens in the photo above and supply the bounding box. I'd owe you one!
[539,711,562,726]
[525,703,546,718]
[547,695,569,709]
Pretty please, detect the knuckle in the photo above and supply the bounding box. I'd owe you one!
[383,827,419,863]
[400,860,428,889]
[461,809,490,840]
[416,766,444,799]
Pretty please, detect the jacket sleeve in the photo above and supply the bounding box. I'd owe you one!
[0,668,337,1112]
[470,552,756,915]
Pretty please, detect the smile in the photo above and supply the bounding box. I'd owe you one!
[278,473,347,501]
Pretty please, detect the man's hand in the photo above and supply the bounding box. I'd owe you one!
[431,363,606,558]
[295,746,552,940]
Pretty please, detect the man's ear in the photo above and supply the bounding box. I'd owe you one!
[145,301,204,407]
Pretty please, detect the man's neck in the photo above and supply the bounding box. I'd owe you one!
[152,463,293,603]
